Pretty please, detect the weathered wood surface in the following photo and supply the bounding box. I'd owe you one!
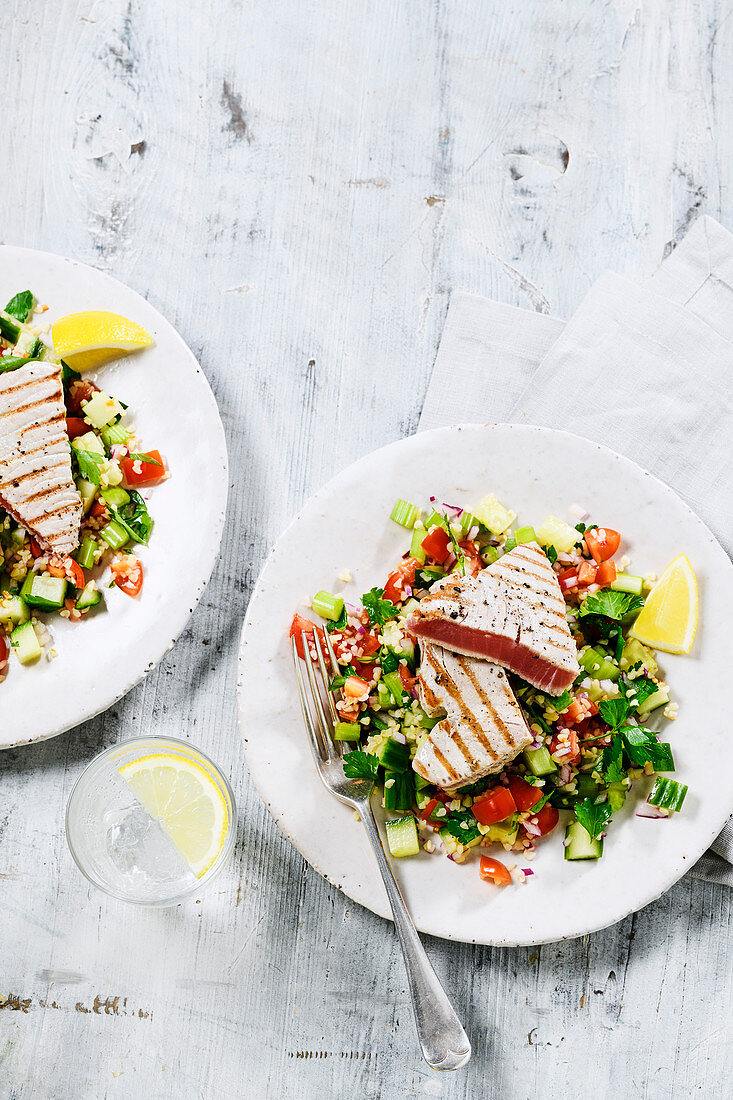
[1,1,732,1097]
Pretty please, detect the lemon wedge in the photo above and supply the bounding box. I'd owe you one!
[118,753,228,878]
[52,311,153,372]
[629,554,698,654]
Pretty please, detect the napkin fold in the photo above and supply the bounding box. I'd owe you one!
[419,215,733,886]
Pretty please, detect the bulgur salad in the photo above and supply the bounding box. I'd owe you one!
[290,494,692,887]
[0,288,165,681]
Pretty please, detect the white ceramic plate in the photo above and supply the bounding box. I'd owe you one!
[1,247,227,749]
[238,424,733,946]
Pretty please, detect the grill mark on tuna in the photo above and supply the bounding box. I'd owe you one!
[457,656,514,751]
[424,647,486,745]
[426,734,460,783]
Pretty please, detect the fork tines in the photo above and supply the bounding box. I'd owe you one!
[292,629,346,764]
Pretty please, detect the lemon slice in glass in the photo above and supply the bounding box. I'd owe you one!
[52,310,153,372]
[118,754,228,878]
[629,553,699,654]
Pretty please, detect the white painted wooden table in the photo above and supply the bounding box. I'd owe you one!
[1,3,731,1096]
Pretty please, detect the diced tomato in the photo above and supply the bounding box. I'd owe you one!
[472,786,517,826]
[47,556,85,589]
[506,775,543,812]
[457,539,483,577]
[110,555,143,597]
[577,560,597,587]
[595,560,617,586]
[529,804,560,836]
[585,527,621,564]
[384,557,420,603]
[29,538,41,558]
[289,613,325,660]
[421,526,451,564]
[64,378,100,416]
[479,855,512,886]
[558,567,579,592]
[549,728,581,765]
[0,635,8,667]
[65,417,88,440]
[359,632,381,657]
[398,664,417,697]
[420,797,440,823]
[560,693,598,726]
[90,500,108,518]
[343,675,370,700]
[433,790,452,805]
[121,449,166,486]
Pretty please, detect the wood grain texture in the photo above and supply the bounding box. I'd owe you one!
[1,1,732,1096]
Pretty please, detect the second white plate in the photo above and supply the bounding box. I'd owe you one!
[1,248,228,749]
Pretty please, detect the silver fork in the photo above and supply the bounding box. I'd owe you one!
[292,629,471,1072]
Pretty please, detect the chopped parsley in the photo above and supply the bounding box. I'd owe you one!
[5,289,34,323]
[361,587,397,626]
[541,543,558,565]
[73,448,103,486]
[574,797,612,841]
[342,750,379,781]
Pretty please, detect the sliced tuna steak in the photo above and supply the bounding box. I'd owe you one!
[412,642,532,789]
[0,360,82,555]
[407,541,579,695]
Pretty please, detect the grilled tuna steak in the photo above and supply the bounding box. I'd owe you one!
[412,642,532,789]
[0,360,82,555]
[407,541,579,695]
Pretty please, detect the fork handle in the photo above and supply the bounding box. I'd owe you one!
[359,803,471,1071]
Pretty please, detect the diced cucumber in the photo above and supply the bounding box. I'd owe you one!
[514,525,537,544]
[409,525,427,564]
[390,498,420,529]
[311,590,344,622]
[503,535,517,552]
[575,774,602,799]
[383,670,408,705]
[523,745,557,776]
[75,581,102,611]
[376,681,392,709]
[564,820,603,860]
[383,771,416,812]
[20,573,67,612]
[637,685,669,716]
[0,309,21,343]
[76,478,97,515]
[473,494,515,535]
[99,520,129,550]
[536,515,579,554]
[13,328,40,357]
[578,646,620,682]
[385,816,419,857]
[81,390,125,430]
[381,620,415,661]
[483,813,519,845]
[0,594,29,627]
[71,431,105,456]
[611,573,644,596]
[620,639,658,679]
[101,486,130,509]
[376,737,411,772]
[11,620,42,664]
[414,773,432,793]
[648,776,687,812]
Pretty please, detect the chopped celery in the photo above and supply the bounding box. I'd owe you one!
[390,498,420,528]
[312,590,344,622]
[648,776,687,812]
[611,573,644,596]
[409,526,427,564]
[99,520,128,550]
[376,681,392,709]
[101,422,131,448]
[333,722,361,741]
[424,509,446,531]
[458,511,478,534]
[514,525,537,544]
[76,478,96,515]
[503,535,517,552]
[75,535,98,570]
[383,670,407,705]
[523,745,557,776]
[385,816,419,857]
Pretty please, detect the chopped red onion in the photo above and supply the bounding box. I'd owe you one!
[345,603,359,614]
[442,502,463,517]
[467,525,479,540]
[392,730,407,745]
[569,502,589,521]
[444,552,457,569]
[403,586,412,598]
[429,495,437,503]
[522,868,534,876]
[636,802,669,819]
[558,764,572,784]
[355,625,366,636]
[524,819,541,837]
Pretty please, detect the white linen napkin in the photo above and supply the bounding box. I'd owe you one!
[419,215,733,886]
